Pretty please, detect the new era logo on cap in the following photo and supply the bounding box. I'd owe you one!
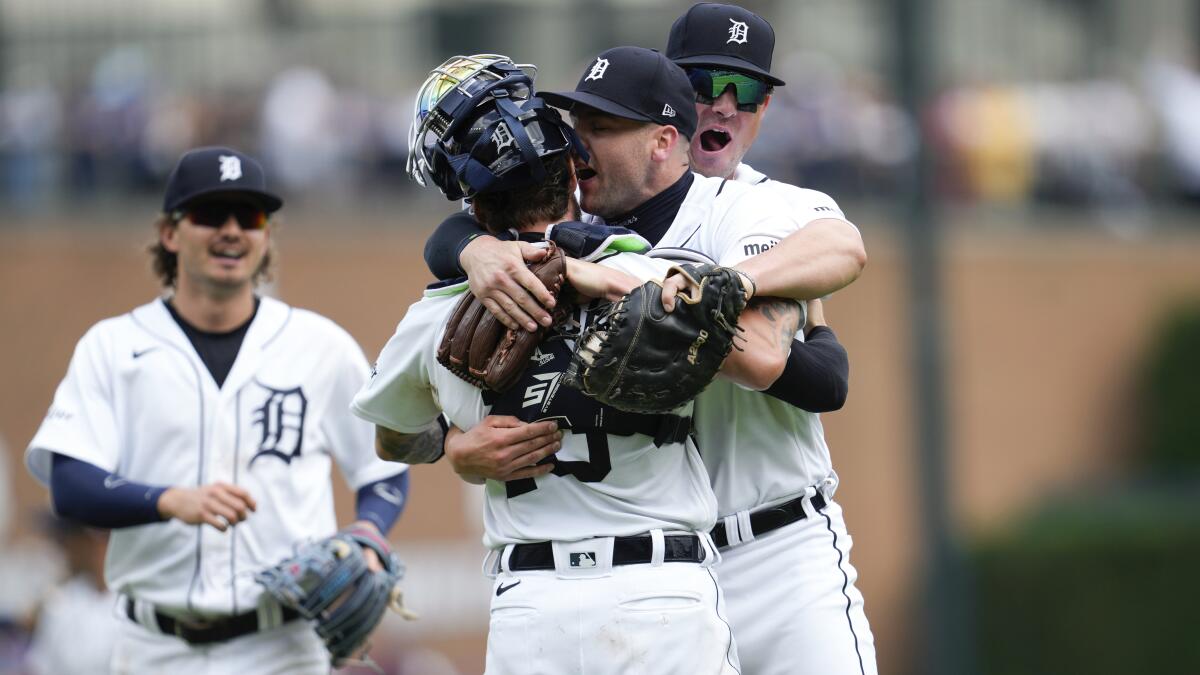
[541,46,698,139]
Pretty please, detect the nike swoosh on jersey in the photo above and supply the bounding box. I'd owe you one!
[495,581,521,596]
[132,347,159,359]
[103,475,128,489]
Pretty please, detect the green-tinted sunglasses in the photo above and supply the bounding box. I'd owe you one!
[686,67,771,112]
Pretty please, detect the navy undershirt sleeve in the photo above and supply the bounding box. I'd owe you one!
[762,326,850,413]
[50,453,168,528]
[424,210,489,281]
[354,471,410,535]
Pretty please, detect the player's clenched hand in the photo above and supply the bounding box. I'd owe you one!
[461,236,556,332]
[445,416,562,482]
[157,482,257,532]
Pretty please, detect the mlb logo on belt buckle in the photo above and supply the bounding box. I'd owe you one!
[569,552,598,568]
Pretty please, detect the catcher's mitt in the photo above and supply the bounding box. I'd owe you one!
[563,264,749,414]
[437,242,572,392]
[255,524,415,667]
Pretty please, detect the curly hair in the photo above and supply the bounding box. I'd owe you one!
[148,213,274,288]
[471,153,574,235]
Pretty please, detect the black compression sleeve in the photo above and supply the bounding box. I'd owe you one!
[762,326,850,413]
[423,210,490,280]
[50,453,168,528]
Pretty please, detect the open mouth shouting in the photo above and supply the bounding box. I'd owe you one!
[698,127,733,154]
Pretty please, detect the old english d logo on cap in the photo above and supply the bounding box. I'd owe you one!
[162,146,283,213]
[585,58,610,81]
[219,155,243,182]
[727,18,749,44]
[541,47,698,139]
[666,3,786,86]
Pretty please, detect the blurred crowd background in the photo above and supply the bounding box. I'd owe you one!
[1,0,1199,218]
[2,1,1200,674]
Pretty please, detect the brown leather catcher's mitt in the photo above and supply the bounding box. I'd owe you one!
[437,242,570,392]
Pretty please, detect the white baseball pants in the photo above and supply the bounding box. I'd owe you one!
[718,498,877,675]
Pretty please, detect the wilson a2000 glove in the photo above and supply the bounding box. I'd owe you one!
[563,264,749,414]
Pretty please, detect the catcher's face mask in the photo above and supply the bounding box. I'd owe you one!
[407,54,587,201]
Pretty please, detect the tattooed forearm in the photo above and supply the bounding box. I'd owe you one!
[750,297,802,354]
[375,423,445,464]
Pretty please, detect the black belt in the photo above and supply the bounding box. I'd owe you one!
[125,598,301,645]
[508,534,705,571]
[710,493,828,549]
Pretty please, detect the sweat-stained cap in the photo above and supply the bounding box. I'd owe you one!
[162,146,283,214]
[666,3,786,87]
[541,46,698,140]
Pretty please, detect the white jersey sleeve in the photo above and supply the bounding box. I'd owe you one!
[26,321,122,483]
[699,168,855,269]
[352,293,463,433]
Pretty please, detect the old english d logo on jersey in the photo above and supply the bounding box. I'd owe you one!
[250,383,308,465]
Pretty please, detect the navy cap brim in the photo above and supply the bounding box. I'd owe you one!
[167,187,283,214]
[541,90,657,124]
[671,54,786,87]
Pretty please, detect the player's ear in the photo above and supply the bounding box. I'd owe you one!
[649,125,679,163]
[760,93,772,114]
[159,215,180,253]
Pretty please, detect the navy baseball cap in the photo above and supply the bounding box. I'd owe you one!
[542,46,698,140]
[162,146,283,214]
[667,3,786,87]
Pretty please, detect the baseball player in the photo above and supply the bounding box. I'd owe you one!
[425,24,877,674]
[661,7,877,674]
[354,54,806,675]
[24,147,410,674]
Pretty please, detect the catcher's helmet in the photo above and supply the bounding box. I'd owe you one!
[407,54,586,201]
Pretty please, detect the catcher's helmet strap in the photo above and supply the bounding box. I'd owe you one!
[454,97,552,196]
[433,69,532,142]
[495,96,546,182]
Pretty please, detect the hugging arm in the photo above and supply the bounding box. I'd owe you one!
[423,211,556,331]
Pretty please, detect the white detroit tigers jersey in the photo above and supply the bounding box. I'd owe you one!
[642,167,854,515]
[353,251,717,550]
[26,297,405,615]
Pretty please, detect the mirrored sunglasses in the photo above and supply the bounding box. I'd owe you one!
[175,203,268,230]
[686,68,770,112]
